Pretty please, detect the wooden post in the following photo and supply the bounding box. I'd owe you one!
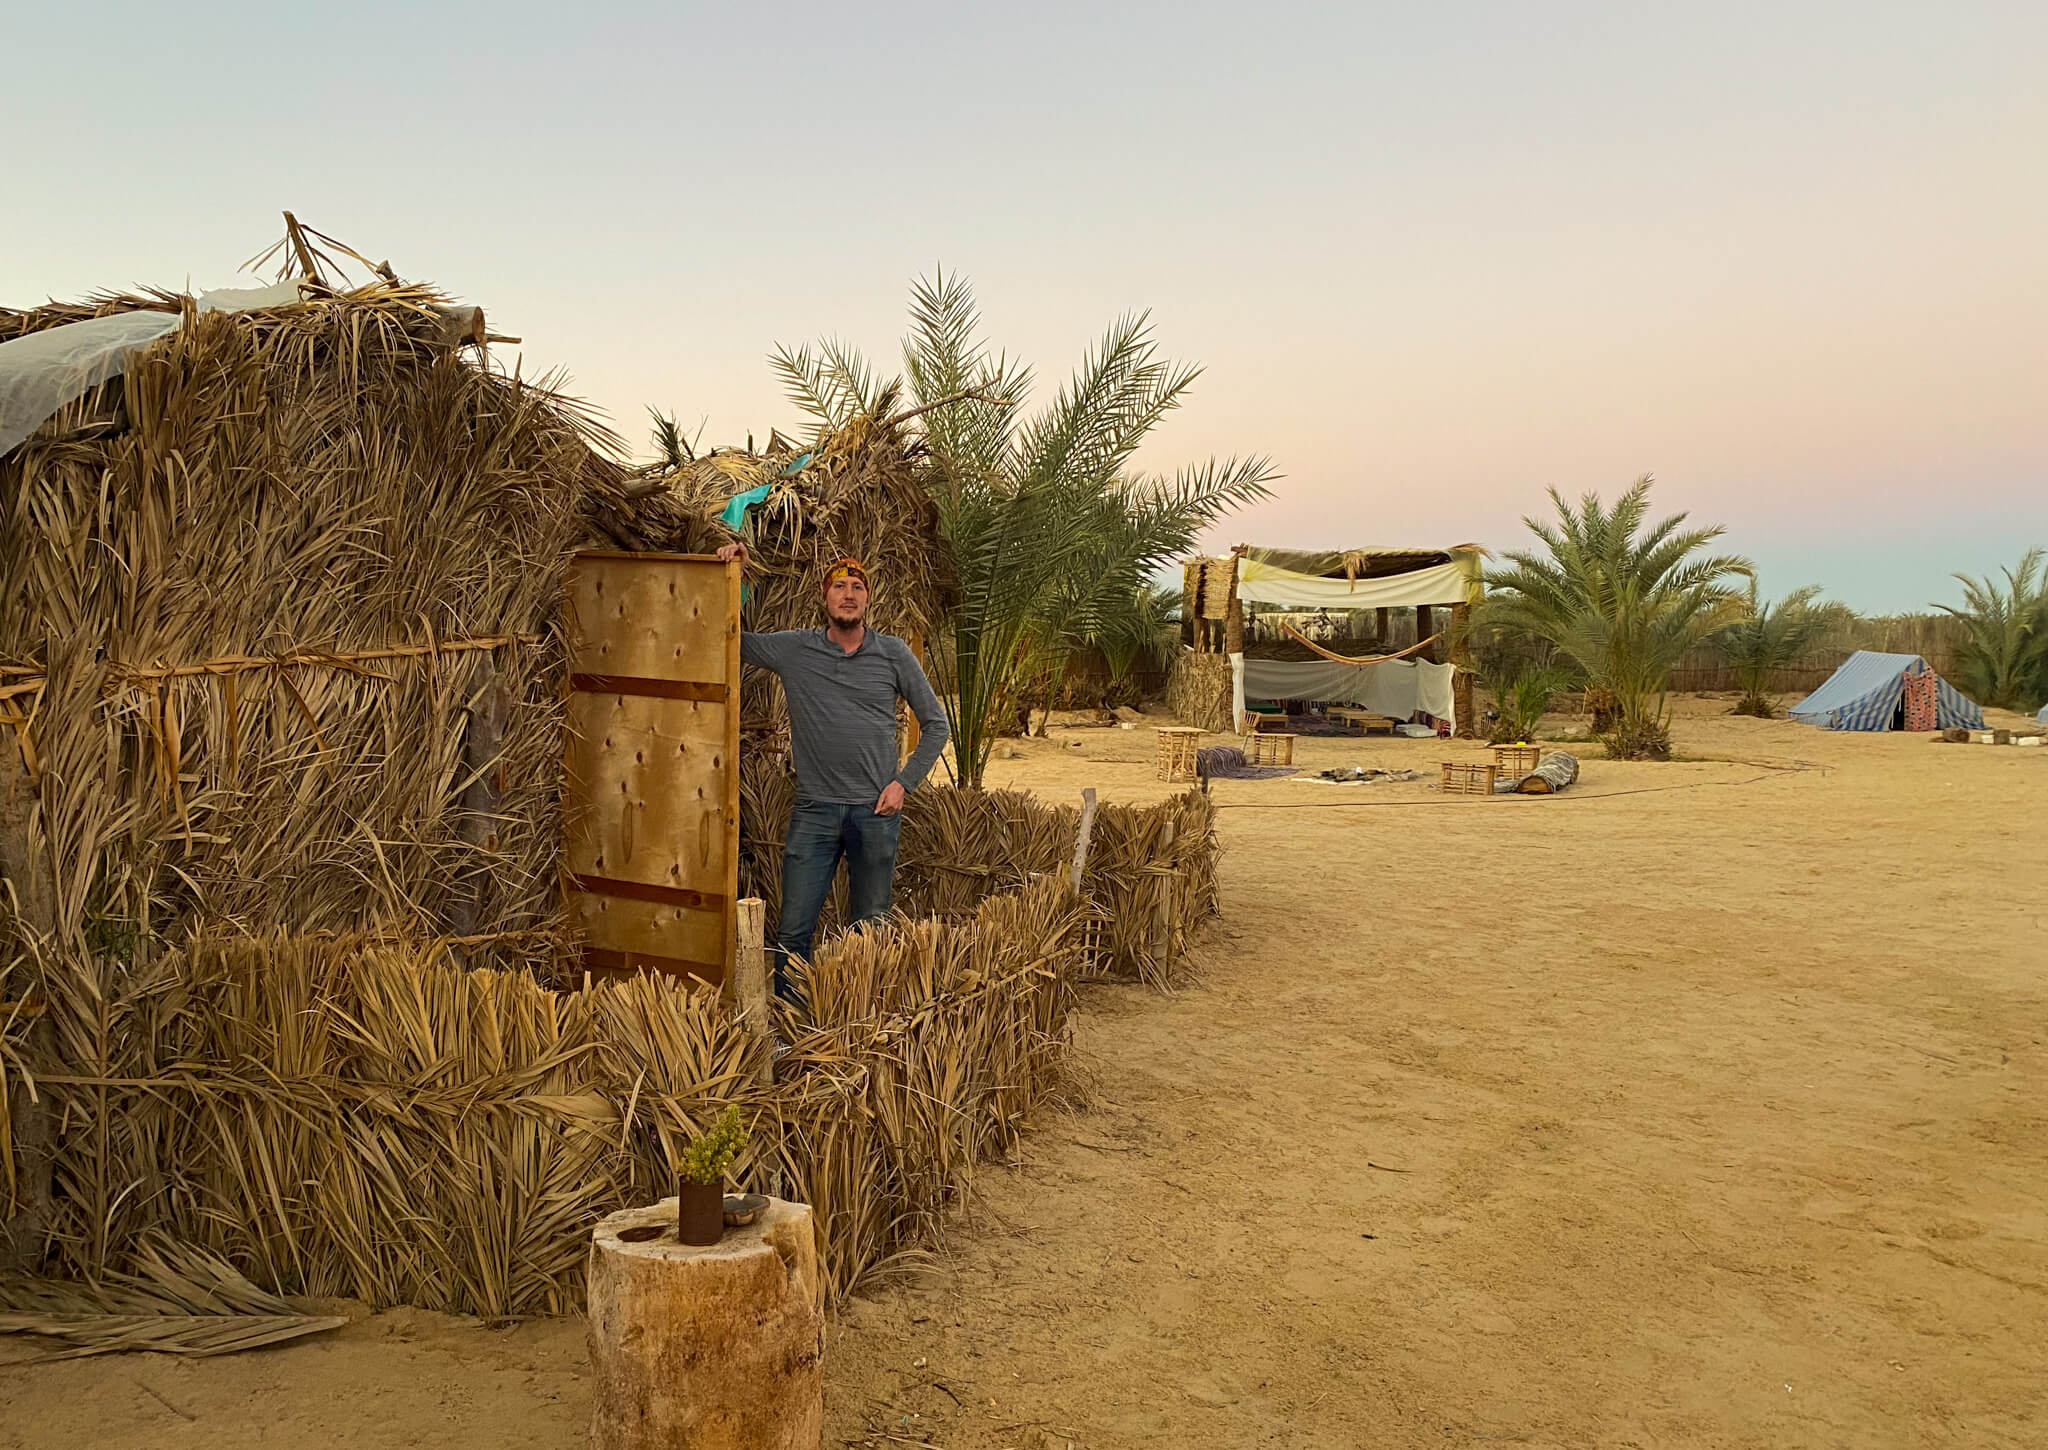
[1150,819,1176,971]
[900,626,924,766]
[1415,605,1434,663]
[1,716,54,1271]
[734,899,772,1088]
[1070,787,1099,895]
[1222,548,1246,657]
[449,665,514,939]
[1375,607,1391,644]
[1450,600,1475,738]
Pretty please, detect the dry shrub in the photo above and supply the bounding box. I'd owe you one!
[1600,716,1674,761]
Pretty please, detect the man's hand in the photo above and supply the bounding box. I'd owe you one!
[874,780,905,816]
[716,541,748,566]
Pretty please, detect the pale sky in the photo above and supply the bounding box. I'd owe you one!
[5,2,2043,612]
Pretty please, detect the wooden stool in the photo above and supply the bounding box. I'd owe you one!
[1492,744,1540,775]
[1439,761,1498,796]
[1238,732,1295,766]
[1155,726,1202,782]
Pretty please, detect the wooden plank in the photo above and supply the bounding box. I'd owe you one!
[567,553,732,683]
[569,892,727,974]
[564,691,731,893]
[569,674,726,703]
[582,947,724,985]
[721,559,742,983]
[568,872,723,911]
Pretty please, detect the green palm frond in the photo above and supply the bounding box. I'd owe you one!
[1936,547,2048,709]
[1481,475,1753,753]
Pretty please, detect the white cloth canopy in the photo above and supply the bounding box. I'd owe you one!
[1234,556,1476,611]
[1232,655,1457,731]
[0,281,308,457]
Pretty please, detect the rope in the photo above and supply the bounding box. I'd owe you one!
[1210,761,1819,809]
[0,634,540,702]
[1276,622,1445,665]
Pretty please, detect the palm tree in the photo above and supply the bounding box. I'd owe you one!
[773,272,1272,784]
[1097,584,1182,708]
[1937,548,2048,710]
[1483,477,1752,759]
[1716,581,1832,717]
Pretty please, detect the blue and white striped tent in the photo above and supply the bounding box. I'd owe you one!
[1787,650,1983,731]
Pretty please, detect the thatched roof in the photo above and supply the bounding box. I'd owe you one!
[587,408,953,647]
[0,275,619,974]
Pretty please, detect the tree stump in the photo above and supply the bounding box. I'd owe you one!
[587,1197,822,1450]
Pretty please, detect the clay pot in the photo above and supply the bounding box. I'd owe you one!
[675,1180,725,1246]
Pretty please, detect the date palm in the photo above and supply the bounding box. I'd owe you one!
[1483,477,1751,759]
[774,271,1271,784]
[1717,581,1831,717]
[1937,548,2048,710]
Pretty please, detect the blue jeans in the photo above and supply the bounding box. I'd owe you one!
[775,799,902,1004]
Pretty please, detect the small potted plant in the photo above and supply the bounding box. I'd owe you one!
[674,1105,748,1246]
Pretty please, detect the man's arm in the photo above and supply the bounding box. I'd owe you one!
[718,541,794,673]
[740,629,795,671]
[891,641,952,792]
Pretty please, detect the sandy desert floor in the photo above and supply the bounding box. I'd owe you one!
[5,698,2044,1449]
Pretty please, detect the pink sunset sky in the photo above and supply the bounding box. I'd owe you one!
[5,2,2043,611]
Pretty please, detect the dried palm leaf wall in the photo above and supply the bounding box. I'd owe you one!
[1,287,611,1269]
[741,766,1219,989]
[0,288,608,965]
[4,785,1213,1314]
[14,872,1085,1314]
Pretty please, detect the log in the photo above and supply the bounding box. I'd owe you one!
[1512,751,1580,794]
[587,1197,822,1450]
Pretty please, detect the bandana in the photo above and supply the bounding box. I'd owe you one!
[824,558,869,588]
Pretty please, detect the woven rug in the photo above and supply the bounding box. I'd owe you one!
[1197,745,1298,780]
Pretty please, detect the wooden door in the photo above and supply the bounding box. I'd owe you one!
[563,552,741,986]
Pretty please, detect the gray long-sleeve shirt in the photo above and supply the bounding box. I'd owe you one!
[740,627,951,804]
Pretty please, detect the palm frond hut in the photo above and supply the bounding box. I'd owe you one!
[0,245,1216,1323]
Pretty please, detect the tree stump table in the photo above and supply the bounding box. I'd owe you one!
[587,1197,823,1450]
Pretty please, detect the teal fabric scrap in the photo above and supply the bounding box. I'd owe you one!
[718,482,773,532]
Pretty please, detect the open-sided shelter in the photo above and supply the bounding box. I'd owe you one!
[1786,650,1984,731]
[1172,544,1484,734]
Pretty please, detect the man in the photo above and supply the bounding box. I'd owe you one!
[714,543,950,1004]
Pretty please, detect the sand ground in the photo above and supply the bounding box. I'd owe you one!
[5,699,2044,1449]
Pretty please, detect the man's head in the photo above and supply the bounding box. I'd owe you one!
[822,558,871,628]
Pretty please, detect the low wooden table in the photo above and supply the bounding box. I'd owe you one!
[1155,726,1202,783]
[1238,732,1297,766]
[1243,710,1292,734]
[1328,708,1396,736]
